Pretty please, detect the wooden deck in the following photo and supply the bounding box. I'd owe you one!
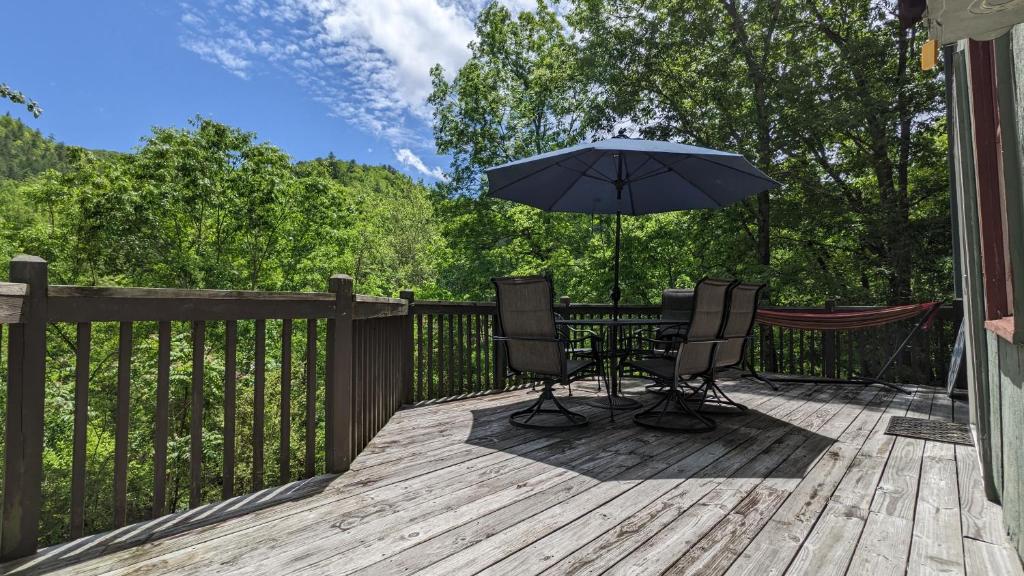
[3,377,1022,575]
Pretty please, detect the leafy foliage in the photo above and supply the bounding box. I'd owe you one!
[429,0,951,306]
[0,113,70,179]
[0,83,42,118]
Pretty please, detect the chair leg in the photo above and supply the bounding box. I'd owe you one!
[742,359,779,391]
[634,379,715,432]
[594,367,615,423]
[509,381,589,429]
[686,374,747,413]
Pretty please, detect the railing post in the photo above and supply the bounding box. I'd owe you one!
[492,301,507,391]
[326,274,353,473]
[823,298,837,379]
[399,290,415,405]
[2,255,47,559]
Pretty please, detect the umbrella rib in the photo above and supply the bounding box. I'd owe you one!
[625,154,637,215]
[627,154,657,180]
[686,156,780,186]
[647,154,724,207]
[626,167,673,184]
[487,155,613,196]
[557,160,614,183]
[487,160,564,195]
[545,153,608,211]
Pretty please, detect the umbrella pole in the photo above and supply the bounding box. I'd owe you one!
[613,209,621,320]
[612,154,624,321]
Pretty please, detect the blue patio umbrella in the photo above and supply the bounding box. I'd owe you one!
[485,136,780,316]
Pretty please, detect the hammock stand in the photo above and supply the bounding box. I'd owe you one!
[749,301,943,395]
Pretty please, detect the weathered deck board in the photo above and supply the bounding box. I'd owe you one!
[3,380,1021,576]
[907,390,965,576]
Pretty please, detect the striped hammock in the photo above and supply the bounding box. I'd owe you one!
[756,301,942,331]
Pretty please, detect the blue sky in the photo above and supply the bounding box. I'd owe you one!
[1,0,531,181]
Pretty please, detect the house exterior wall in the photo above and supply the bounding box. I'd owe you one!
[951,28,1024,561]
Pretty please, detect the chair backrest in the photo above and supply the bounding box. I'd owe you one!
[674,340,717,379]
[661,289,694,323]
[657,288,694,340]
[687,278,734,340]
[716,282,766,368]
[492,276,563,376]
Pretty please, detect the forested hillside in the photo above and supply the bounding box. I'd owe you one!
[0,116,441,298]
[0,113,71,179]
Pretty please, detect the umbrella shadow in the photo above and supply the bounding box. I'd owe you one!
[462,380,835,482]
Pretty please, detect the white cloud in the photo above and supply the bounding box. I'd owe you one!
[314,0,475,118]
[179,0,536,176]
[396,148,447,180]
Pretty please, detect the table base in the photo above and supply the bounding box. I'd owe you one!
[587,394,643,410]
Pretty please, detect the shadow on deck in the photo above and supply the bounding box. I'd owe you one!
[3,377,1021,576]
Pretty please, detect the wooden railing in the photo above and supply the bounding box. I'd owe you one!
[403,294,961,404]
[0,255,408,559]
[0,255,962,560]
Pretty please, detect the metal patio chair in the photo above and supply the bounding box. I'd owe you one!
[714,282,778,390]
[628,339,719,432]
[637,288,695,393]
[492,276,607,429]
[682,282,767,414]
[627,278,734,431]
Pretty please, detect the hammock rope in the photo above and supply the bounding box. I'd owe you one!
[756,301,942,332]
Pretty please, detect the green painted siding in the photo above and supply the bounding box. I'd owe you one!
[991,335,1024,557]
[952,42,1000,499]
[954,27,1024,564]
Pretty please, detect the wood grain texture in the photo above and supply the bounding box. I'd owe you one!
[2,381,1022,576]
[45,286,404,322]
[254,319,266,491]
[70,322,90,539]
[0,281,27,323]
[280,319,293,484]
[154,322,171,515]
[190,321,205,509]
[1,257,46,559]
[112,322,132,529]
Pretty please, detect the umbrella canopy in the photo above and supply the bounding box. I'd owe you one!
[484,137,780,315]
[485,138,779,214]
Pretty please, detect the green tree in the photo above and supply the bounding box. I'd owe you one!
[0,83,42,117]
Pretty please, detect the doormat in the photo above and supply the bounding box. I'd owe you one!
[885,416,973,446]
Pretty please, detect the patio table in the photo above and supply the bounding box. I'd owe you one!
[556,318,687,410]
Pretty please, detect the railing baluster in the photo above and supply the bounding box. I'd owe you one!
[475,314,483,393]
[190,320,205,508]
[457,313,465,395]
[427,314,434,399]
[254,319,266,490]
[304,318,316,478]
[357,321,365,449]
[416,312,424,402]
[154,321,171,514]
[444,311,452,397]
[357,321,365,450]
[223,320,237,498]
[70,322,90,538]
[280,318,292,484]
[484,314,492,388]
[114,321,132,528]
[846,330,854,379]
[400,290,414,405]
